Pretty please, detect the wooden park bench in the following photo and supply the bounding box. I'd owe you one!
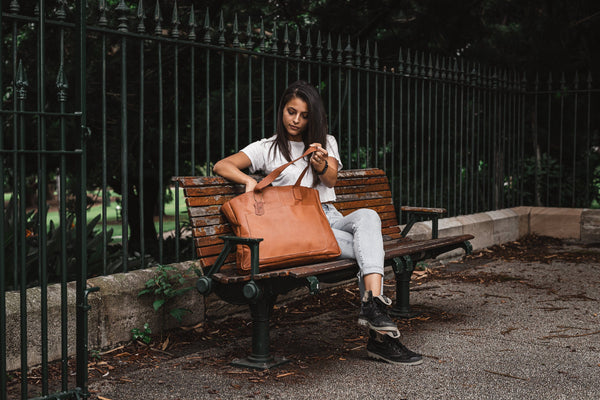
[173,168,473,369]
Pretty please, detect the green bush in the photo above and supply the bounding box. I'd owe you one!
[2,196,123,289]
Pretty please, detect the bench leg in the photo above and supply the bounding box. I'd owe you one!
[389,256,420,318]
[231,293,289,370]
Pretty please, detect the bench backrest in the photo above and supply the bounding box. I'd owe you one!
[174,168,401,271]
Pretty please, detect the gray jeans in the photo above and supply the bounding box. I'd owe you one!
[322,203,385,295]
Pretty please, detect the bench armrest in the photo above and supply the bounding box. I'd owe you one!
[400,206,447,239]
[214,235,263,278]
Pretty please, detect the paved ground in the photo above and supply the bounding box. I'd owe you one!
[88,242,600,400]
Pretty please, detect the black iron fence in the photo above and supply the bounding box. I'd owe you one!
[1,1,93,399]
[1,1,599,399]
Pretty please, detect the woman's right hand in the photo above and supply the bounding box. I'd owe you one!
[213,152,255,190]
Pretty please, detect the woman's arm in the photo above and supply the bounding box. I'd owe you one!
[213,152,258,192]
[309,143,338,187]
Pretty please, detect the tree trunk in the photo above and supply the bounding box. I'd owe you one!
[127,175,160,258]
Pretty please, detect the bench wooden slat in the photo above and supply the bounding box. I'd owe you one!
[337,204,395,215]
[187,195,234,207]
[192,225,232,237]
[335,183,391,195]
[385,235,473,258]
[189,214,227,227]
[188,205,222,218]
[335,190,392,201]
[184,186,241,197]
[195,236,228,247]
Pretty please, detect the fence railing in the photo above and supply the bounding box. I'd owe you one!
[0,1,599,398]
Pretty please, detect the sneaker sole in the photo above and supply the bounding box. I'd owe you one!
[358,317,399,332]
[367,350,424,366]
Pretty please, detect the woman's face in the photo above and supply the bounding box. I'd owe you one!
[282,97,309,142]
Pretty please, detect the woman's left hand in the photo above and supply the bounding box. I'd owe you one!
[309,143,328,174]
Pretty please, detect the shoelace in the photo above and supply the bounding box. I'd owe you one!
[374,294,392,306]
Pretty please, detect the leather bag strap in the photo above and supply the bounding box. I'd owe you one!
[254,147,317,191]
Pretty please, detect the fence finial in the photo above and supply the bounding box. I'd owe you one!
[453,58,459,81]
[136,0,146,33]
[116,0,130,32]
[283,24,290,56]
[233,14,240,48]
[154,0,163,36]
[271,22,278,54]
[295,26,302,58]
[355,38,361,67]
[373,42,379,70]
[427,54,433,78]
[344,36,353,67]
[56,0,67,21]
[188,5,196,41]
[56,64,69,103]
[316,31,322,61]
[397,48,403,74]
[9,0,20,13]
[326,33,333,62]
[98,0,108,27]
[219,10,226,46]
[171,1,180,38]
[364,41,371,69]
[471,64,478,86]
[16,60,29,101]
[305,28,313,59]
[259,18,266,52]
[203,8,211,43]
[245,16,254,50]
[336,35,343,63]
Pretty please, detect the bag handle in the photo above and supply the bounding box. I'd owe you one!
[254,147,317,191]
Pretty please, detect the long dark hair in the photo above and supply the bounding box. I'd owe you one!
[270,80,328,162]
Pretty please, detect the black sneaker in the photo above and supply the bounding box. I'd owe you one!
[367,331,423,366]
[358,291,398,332]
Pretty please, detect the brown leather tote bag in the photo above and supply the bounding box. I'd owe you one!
[221,147,341,273]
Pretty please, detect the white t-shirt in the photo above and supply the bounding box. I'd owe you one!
[241,135,343,203]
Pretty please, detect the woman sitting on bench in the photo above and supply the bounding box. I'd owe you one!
[213,80,422,366]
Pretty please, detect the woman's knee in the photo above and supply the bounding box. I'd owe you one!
[354,208,381,228]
